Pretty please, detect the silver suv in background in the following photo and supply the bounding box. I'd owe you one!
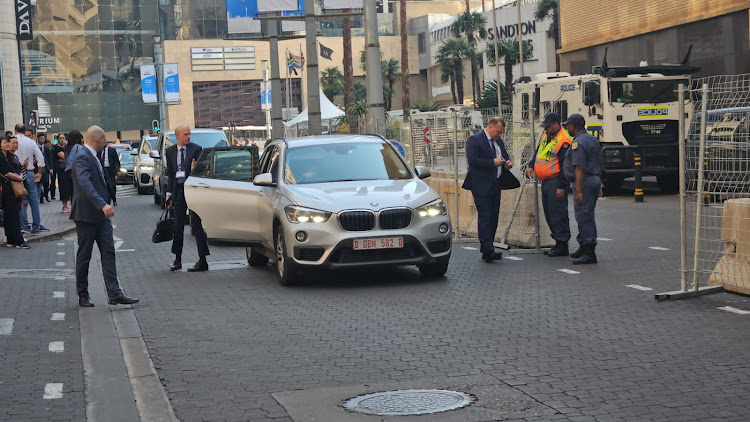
[150,129,229,208]
[131,135,157,194]
[185,135,452,285]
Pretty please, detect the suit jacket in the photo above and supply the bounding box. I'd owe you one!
[166,142,203,196]
[70,146,112,224]
[462,131,519,196]
[100,146,121,186]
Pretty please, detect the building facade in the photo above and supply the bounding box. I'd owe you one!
[558,0,750,77]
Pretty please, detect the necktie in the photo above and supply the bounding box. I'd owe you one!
[101,150,106,166]
[180,148,186,172]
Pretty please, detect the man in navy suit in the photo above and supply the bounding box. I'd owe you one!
[71,126,139,307]
[165,125,210,272]
[462,117,514,263]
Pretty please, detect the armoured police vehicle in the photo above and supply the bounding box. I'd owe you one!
[513,49,698,193]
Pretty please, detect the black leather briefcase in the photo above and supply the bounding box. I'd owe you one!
[151,210,174,243]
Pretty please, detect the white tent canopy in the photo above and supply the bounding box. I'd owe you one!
[284,89,345,127]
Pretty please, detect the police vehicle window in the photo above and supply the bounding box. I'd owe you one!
[610,79,688,104]
[553,101,568,123]
[212,149,256,182]
[192,151,212,178]
[522,93,530,120]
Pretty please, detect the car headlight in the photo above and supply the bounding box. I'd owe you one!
[285,205,331,223]
[119,167,128,173]
[417,198,448,217]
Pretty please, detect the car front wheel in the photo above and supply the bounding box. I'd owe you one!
[246,247,269,267]
[418,254,450,278]
[275,229,299,286]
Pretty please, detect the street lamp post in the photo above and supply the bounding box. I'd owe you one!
[153,34,166,132]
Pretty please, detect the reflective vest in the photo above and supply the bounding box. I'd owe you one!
[534,128,573,180]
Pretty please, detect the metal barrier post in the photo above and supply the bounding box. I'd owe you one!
[453,111,459,240]
[530,103,541,251]
[634,153,644,202]
[677,83,687,292]
[691,83,709,291]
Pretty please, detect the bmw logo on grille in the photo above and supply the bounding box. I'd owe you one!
[370,202,379,207]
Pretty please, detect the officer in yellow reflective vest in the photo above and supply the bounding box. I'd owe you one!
[525,112,573,257]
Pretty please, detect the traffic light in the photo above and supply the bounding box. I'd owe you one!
[152,119,159,132]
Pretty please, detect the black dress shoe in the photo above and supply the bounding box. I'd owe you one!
[170,260,182,271]
[79,297,95,307]
[482,251,502,263]
[108,295,139,305]
[187,259,209,272]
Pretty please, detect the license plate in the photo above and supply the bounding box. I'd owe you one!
[353,237,404,250]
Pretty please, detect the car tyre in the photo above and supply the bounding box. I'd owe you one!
[246,247,270,267]
[418,254,450,278]
[274,228,299,286]
[154,190,161,206]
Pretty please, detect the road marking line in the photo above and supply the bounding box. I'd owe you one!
[115,249,135,253]
[43,383,63,399]
[51,313,65,321]
[53,291,65,298]
[505,256,524,261]
[649,246,671,251]
[55,276,65,281]
[558,269,580,275]
[626,284,653,291]
[717,306,750,315]
[57,243,65,246]
[57,252,65,256]
[0,318,14,335]
[462,246,478,250]
[597,237,613,241]
[55,262,65,266]
[114,241,124,249]
[48,341,65,353]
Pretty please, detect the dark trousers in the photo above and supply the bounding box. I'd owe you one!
[49,169,57,198]
[40,168,49,200]
[171,184,209,260]
[574,176,601,246]
[541,178,571,243]
[75,219,123,299]
[472,180,502,254]
[2,188,23,245]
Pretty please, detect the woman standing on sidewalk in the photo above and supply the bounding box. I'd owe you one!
[1,137,30,248]
[62,130,83,212]
[55,133,72,212]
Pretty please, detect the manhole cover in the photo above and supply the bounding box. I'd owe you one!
[343,389,475,416]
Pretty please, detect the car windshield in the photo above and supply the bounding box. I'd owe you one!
[167,132,228,148]
[610,79,688,104]
[118,151,133,164]
[283,142,412,185]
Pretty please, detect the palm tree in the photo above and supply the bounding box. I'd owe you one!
[439,59,458,105]
[437,38,473,104]
[381,58,400,110]
[485,38,533,104]
[321,67,344,101]
[534,0,559,71]
[452,11,487,105]
[475,80,509,109]
[354,82,367,101]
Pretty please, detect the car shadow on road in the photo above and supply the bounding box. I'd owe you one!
[280,266,450,289]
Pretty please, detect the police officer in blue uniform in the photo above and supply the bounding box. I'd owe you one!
[563,114,601,265]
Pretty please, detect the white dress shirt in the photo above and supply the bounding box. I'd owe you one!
[15,133,45,171]
[484,130,502,178]
[84,144,107,182]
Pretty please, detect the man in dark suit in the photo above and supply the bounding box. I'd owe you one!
[99,144,121,205]
[462,117,514,263]
[165,125,210,272]
[71,126,138,307]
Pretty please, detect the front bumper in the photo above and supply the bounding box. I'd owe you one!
[116,170,134,184]
[137,167,154,187]
[282,214,452,269]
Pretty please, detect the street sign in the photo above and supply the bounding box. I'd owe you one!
[163,63,180,103]
[140,65,157,103]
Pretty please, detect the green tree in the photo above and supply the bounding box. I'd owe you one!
[411,101,442,112]
[534,0,560,71]
[439,58,458,105]
[437,38,473,104]
[452,11,487,105]
[354,82,367,101]
[321,67,344,101]
[475,80,509,109]
[485,38,533,104]
[381,58,401,111]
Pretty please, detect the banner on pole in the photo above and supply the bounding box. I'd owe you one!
[163,63,181,103]
[260,81,272,111]
[140,65,157,104]
[15,0,33,41]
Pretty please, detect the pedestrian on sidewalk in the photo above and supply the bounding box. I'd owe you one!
[36,133,52,203]
[99,144,120,206]
[50,133,67,204]
[14,124,49,234]
[62,130,84,213]
[166,124,210,272]
[1,137,30,249]
[71,126,138,307]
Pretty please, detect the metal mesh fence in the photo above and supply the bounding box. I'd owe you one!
[685,74,750,295]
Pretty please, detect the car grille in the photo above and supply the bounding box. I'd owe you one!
[336,246,416,263]
[427,238,451,254]
[140,173,151,184]
[338,211,375,231]
[378,208,412,230]
[294,247,325,261]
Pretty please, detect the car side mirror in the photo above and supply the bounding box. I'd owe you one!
[415,166,431,179]
[253,172,276,187]
[130,149,138,156]
[149,151,160,159]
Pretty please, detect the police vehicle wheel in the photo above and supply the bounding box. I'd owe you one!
[601,175,624,196]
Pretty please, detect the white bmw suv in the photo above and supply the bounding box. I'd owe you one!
[185,135,452,285]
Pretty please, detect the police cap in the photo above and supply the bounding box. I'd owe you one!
[539,112,561,129]
[562,113,586,128]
